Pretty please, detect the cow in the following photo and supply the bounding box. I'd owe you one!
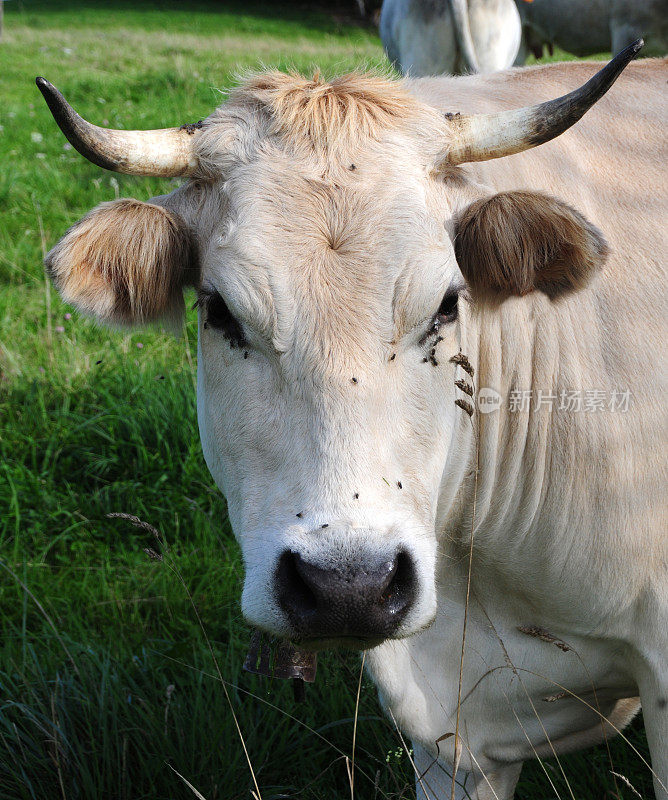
[517,0,668,62]
[380,0,522,75]
[37,42,667,800]
[379,0,668,78]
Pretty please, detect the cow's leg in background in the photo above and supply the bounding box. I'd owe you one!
[412,742,522,800]
[379,0,459,77]
[639,673,668,800]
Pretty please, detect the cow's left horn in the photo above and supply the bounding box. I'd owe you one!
[36,77,199,177]
[444,39,643,166]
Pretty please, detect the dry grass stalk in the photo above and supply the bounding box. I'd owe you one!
[467,657,661,789]
[143,547,163,561]
[517,625,572,652]
[610,771,642,799]
[479,607,577,800]
[454,379,474,397]
[450,365,479,800]
[161,649,392,794]
[106,511,161,539]
[349,651,366,799]
[388,708,435,800]
[516,622,623,799]
[449,352,475,377]
[167,763,208,799]
[517,622,621,797]
[542,692,568,703]
[454,398,474,417]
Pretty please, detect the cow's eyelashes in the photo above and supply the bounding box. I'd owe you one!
[436,292,459,324]
[418,291,459,346]
[195,289,246,348]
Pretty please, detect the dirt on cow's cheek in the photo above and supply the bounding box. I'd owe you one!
[243,630,317,702]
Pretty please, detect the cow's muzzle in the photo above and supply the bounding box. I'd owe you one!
[275,549,416,644]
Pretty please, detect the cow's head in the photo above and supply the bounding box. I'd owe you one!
[39,43,638,649]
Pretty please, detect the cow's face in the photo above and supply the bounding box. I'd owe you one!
[189,149,473,646]
[43,69,615,648]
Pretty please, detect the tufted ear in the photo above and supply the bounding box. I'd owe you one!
[46,198,197,326]
[454,190,609,300]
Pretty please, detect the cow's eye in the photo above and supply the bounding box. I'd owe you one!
[436,291,458,323]
[195,289,246,348]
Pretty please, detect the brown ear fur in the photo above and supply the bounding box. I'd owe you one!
[46,199,196,325]
[455,191,609,300]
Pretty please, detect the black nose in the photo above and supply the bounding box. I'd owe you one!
[275,550,416,641]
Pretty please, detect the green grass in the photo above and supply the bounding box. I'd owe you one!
[0,2,653,798]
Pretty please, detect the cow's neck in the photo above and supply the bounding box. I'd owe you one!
[366,287,642,769]
[439,287,628,629]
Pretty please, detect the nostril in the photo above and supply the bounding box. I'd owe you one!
[381,551,414,615]
[276,551,318,617]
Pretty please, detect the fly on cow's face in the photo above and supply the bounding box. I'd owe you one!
[194,287,246,349]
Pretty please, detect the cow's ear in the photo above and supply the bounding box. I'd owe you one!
[454,191,608,299]
[46,198,197,326]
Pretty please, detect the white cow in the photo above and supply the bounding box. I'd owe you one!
[380,0,522,75]
[38,43,666,799]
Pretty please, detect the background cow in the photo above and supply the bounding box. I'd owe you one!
[38,44,666,800]
[517,0,668,62]
[381,0,668,77]
[380,0,522,75]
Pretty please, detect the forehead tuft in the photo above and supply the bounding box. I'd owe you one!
[195,70,444,173]
[234,71,421,148]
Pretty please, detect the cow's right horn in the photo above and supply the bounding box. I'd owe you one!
[36,77,200,177]
[443,39,643,166]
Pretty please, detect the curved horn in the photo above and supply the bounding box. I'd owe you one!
[36,77,199,177]
[445,39,643,165]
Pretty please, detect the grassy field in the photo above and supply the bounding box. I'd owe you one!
[0,2,653,798]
